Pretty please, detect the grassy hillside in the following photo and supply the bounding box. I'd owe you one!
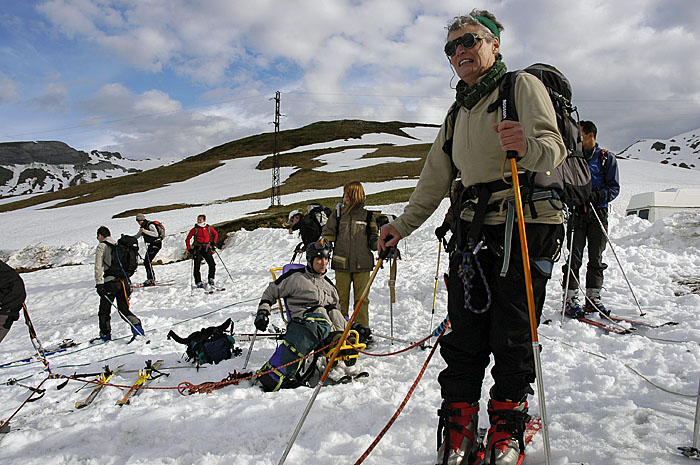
[0,120,433,215]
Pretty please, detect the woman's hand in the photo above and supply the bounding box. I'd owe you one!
[378,224,401,253]
[492,120,527,158]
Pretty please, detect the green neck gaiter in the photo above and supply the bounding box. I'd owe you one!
[455,60,507,110]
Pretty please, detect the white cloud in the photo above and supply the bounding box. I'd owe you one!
[79,83,266,158]
[0,72,20,103]
[30,81,69,112]
[11,0,700,158]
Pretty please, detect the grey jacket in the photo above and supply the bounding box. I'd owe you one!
[94,237,118,285]
[258,267,346,331]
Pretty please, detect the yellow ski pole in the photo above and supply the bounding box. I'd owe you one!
[508,152,552,465]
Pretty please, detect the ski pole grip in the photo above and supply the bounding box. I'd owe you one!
[506,149,518,160]
[379,235,394,260]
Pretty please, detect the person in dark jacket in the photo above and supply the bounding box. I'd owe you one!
[322,181,378,329]
[94,226,144,342]
[0,260,26,344]
[135,213,162,286]
[562,120,620,318]
[288,209,322,248]
[185,214,219,288]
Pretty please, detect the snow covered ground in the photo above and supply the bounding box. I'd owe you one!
[1,135,700,464]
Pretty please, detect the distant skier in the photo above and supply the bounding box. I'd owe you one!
[562,120,620,318]
[0,260,26,344]
[134,213,163,286]
[94,226,144,342]
[185,214,218,289]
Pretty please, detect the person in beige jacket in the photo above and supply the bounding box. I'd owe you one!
[378,10,565,465]
[322,181,378,333]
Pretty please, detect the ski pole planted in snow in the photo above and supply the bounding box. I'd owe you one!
[679,377,700,459]
[277,242,394,465]
[506,138,552,465]
[589,202,645,316]
[213,248,234,285]
[103,293,150,344]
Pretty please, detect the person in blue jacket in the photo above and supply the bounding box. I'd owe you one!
[563,120,620,317]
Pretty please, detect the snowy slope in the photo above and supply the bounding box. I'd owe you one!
[0,127,437,259]
[618,127,700,170]
[1,132,700,465]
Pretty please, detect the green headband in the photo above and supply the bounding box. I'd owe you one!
[473,15,500,40]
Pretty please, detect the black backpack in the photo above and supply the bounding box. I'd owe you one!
[167,318,241,366]
[104,235,139,279]
[307,204,331,229]
[493,63,592,209]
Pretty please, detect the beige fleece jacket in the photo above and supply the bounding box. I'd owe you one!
[391,71,566,239]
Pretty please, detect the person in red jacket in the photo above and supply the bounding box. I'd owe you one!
[185,214,219,288]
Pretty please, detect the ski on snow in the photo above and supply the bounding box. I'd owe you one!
[583,309,678,328]
[205,287,226,294]
[678,446,700,460]
[116,360,166,406]
[327,371,370,385]
[467,415,541,465]
[0,338,78,368]
[565,313,634,334]
[74,364,125,409]
[132,281,176,289]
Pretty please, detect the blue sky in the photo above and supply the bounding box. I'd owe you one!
[1,0,700,160]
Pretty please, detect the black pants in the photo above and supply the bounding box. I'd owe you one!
[98,279,140,336]
[144,241,161,281]
[439,222,563,403]
[193,246,215,284]
[562,208,608,291]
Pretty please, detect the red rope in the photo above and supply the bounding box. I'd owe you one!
[355,334,431,357]
[353,321,450,465]
[0,375,50,430]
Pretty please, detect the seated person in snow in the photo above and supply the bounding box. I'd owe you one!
[253,238,347,391]
[0,260,27,344]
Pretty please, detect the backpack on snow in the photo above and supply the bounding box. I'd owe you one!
[493,63,591,209]
[104,235,139,280]
[167,318,241,366]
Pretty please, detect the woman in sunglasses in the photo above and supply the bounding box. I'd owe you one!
[378,10,565,465]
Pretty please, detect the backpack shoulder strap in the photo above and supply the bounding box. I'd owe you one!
[323,275,337,290]
[487,70,520,121]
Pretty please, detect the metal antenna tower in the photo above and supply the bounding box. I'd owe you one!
[271,91,281,207]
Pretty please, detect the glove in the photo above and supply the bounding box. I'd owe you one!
[435,222,450,241]
[96,283,107,297]
[588,190,606,207]
[3,313,18,329]
[254,309,270,332]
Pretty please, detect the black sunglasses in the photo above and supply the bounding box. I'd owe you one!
[444,32,482,57]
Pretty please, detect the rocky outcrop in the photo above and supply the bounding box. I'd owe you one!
[0,141,147,197]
